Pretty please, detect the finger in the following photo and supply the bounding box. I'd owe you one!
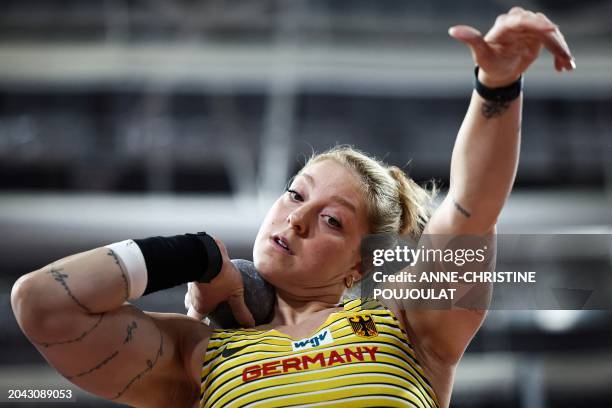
[192,300,215,317]
[508,6,526,15]
[227,294,256,328]
[185,285,191,310]
[543,28,574,66]
[528,25,574,70]
[555,55,576,72]
[487,12,574,66]
[536,12,554,25]
[555,56,564,72]
[486,12,556,41]
[185,282,195,310]
[188,305,206,321]
[449,25,492,61]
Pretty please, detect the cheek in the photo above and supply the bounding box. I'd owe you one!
[253,202,285,264]
[255,201,284,239]
[307,237,356,271]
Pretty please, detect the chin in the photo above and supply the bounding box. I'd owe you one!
[253,254,298,290]
[253,253,278,282]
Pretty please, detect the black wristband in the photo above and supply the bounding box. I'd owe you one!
[474,66,523,102]
[197,232,223,283]
[134,232,223,296]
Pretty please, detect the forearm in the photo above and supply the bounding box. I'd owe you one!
[448,89,522,230]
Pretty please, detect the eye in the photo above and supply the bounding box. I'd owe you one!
[324,215,342,229]
[286,189,304,202]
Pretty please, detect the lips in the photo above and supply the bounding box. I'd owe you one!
[271,234,294,255]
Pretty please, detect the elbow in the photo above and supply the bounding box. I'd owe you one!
[11,273,43,335]
[11,274,36,324]
[439,194,499,235]
[11,272,62,340]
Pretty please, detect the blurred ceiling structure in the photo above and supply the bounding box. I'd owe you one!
[0,2,611,406]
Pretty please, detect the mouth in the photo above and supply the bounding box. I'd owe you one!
[271,234,294,255]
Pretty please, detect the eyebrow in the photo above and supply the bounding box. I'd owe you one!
[297,173,357,214]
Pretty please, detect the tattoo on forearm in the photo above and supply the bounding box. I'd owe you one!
[47,268,91,313]
[482,100,510,119]
[112,323,164,400]
[38,313,105,348]
[454,200,472,218]
[107,249,129,301]
[123,321,138,344]
[65,350,120,380]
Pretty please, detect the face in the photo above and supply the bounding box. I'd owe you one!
[253,160,370,300]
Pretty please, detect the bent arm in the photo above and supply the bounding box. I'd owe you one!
[11,247,202,407]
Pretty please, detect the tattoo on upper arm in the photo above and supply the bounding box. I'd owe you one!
[107,249,129,301]
[454,200,472,218]
[112,322,164,400]
[482,100,510,119]
[47,268,91,313]
[60,314,163,398]
[38,313,105,348]
[66,350,120,380]
[123,321,138,344]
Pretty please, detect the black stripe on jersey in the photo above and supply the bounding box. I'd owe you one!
[204,339,288,365]
[223,379,431,408]
[207,307,396,361]
[202,335,433,397]
[375,320,415,348]
[202,353,436,408]
[203,328,387,385]
[203,335,290,367]
[203,313,359,377]
[208,332,289,346]
[284,394,424,408]
[211,363,434,408]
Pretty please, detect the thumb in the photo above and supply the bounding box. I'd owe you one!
[188,305,206,321]
[227,293,256,328]
[448,25,491,61]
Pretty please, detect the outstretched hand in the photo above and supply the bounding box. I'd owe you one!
[449,7,575,87]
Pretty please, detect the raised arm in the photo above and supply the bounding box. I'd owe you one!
[430,7,574,235]
[396,7,575,366]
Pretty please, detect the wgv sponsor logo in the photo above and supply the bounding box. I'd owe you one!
[292,328,333,351]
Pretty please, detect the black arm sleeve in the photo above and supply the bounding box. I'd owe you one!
[134,232,222,296]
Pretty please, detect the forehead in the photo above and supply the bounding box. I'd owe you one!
[299,160,363,194]
[293,160,371,234]
[301,160,369,211]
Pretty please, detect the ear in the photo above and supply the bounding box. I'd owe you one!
[349,260,363,282]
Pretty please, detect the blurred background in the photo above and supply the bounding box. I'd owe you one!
[0,0,610,407]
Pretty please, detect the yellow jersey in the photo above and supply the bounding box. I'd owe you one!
[200,298,439,407]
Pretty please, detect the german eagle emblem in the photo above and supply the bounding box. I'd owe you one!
[348,314,378,337]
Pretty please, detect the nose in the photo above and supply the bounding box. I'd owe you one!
[287,207,309,236]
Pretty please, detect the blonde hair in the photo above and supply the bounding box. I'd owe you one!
[301,145,437,238]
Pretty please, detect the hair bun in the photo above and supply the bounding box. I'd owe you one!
[388,166,436,237]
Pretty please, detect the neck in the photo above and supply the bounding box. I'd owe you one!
[270,289,344,327]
